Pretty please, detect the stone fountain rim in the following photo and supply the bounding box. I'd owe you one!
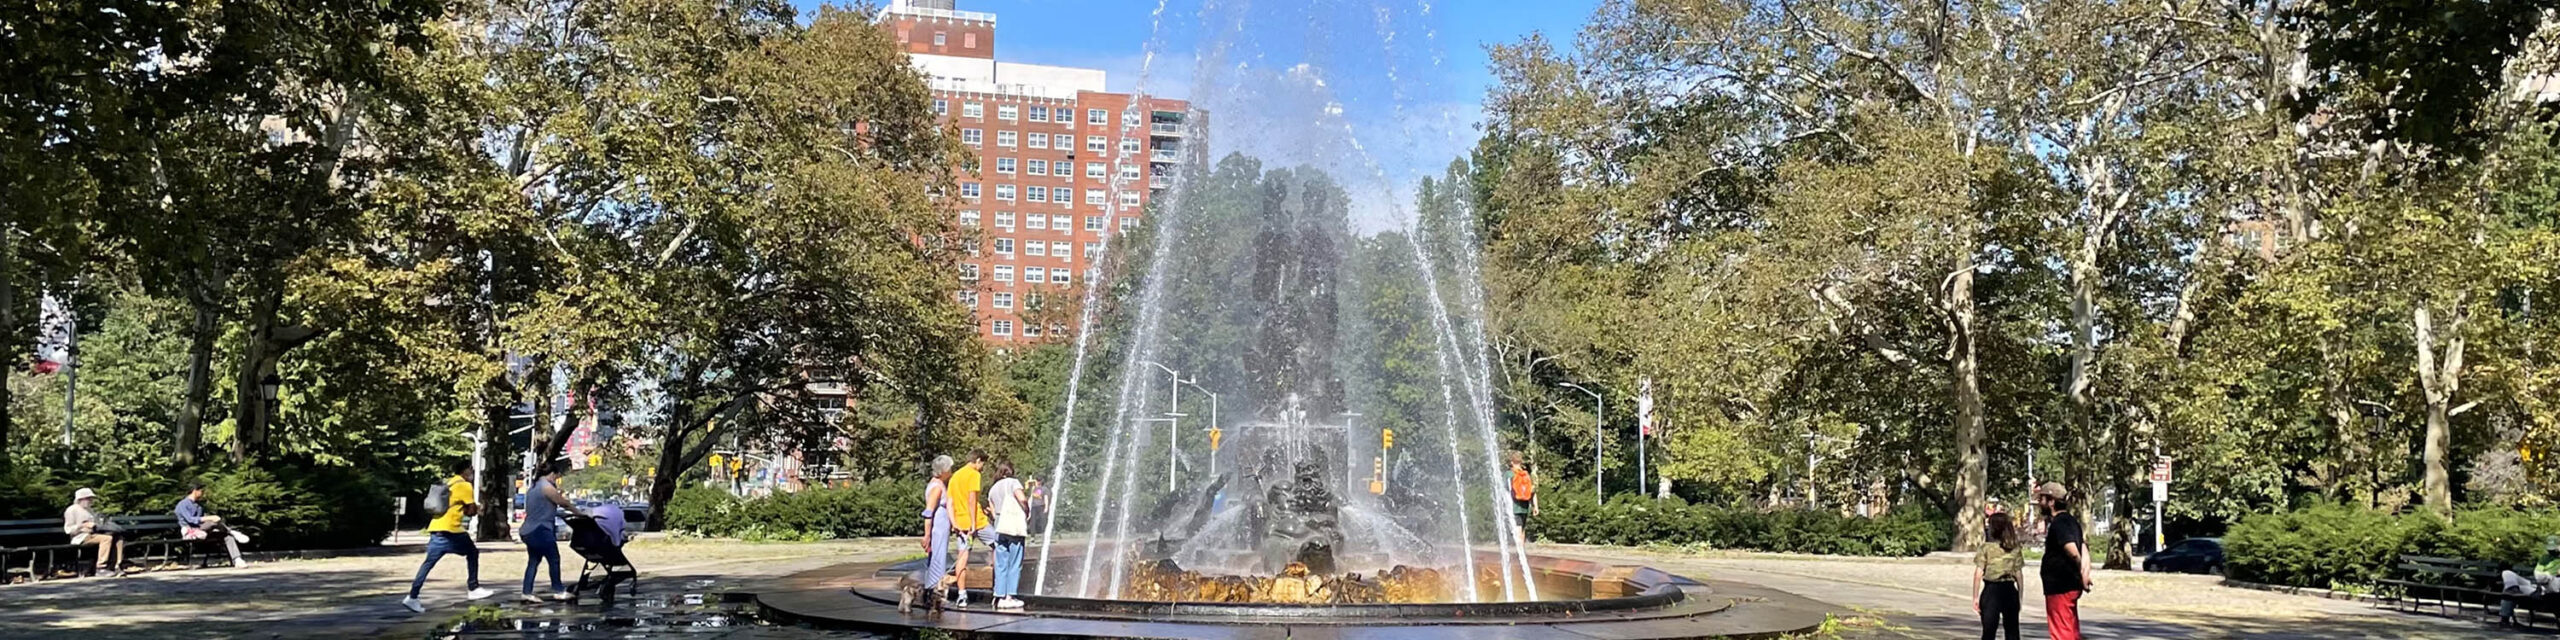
[872,551,1700,620]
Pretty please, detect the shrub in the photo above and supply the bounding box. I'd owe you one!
[2224,503,2560,590]
[665,480,925,540]
[1524,492,1951,557]
[196,463,396,550]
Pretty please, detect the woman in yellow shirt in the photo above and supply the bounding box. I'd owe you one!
[1974,512,2025,640]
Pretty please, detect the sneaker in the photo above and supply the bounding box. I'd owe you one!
[231,530,250,544]
[550,590,573,602]
[232,559,248,569]
[401,597,427,613]
[997,597,1024,609]
[466,588,497,601]
[519,593,545,604]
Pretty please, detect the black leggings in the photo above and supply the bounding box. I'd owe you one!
[1979,580,2020,640]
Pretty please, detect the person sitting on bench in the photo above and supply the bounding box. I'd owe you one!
[65,488,124,578]
[2502,537,2560,624]
[176,484,250,568]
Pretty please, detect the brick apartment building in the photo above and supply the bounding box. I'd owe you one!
[877,0,1196,344]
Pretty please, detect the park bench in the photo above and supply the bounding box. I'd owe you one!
[0,514,216,582]
[2377,554,2556,626]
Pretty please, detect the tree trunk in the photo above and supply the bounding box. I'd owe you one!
[175,296,217,465]
[646,425,685,532]
[1950,251,1988,551]
[478,402,516,541]
[229,284,282,461]
[2413,300,2464,513]
[0,231,15,473]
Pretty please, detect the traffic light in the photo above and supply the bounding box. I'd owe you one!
[1368,456,1386,495]
[708,453,725,472]
[1381,428,1394,450]
[1208,427,1224,452]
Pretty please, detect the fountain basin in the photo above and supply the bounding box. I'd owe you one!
[753,552,1845,639]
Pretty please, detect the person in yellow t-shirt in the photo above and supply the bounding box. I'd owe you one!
[943,451,989,607]
[404,460,496,612]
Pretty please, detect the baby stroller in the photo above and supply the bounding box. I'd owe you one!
[565,514,639,606]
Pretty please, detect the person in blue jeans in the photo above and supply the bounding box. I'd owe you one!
[987,462,1029,609]
[406,460,496,612]
[520,462,577,603]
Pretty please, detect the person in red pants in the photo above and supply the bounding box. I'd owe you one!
[2035,482,2092,640]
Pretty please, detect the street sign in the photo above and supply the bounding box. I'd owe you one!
[2151,480,2169,503]
[2149,456,2173,483]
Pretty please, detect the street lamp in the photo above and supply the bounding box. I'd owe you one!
[1558,382,1603,502]
[258,373,283,427]
[1140,361,1192,490]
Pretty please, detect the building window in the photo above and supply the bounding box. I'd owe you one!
[1084,241,1102,257]
[1086,162,1105,178]
[958,290,977,307]
[994,184,1015,201]
[1118,217,1136,231]
[1087,108,1108,124]
[961,128,982,145]
[1120,192,1141,207]
[1026,241,1047,257]
[994,265,1014,282]
[934,32,947,46]
[995,157,1016,174]
[992,319,1013,334]
[1025,266,1046,281]
[1119,139,1140,154]
[994,238,1014,255]
[993,293,1014,309]
[1026,159,1048,176]
[1124,112,1140,126]
[1027,133,1048,149]
[997,131,1017,147]
[961,264,981,281]
[962,102,982,118]
[1029,106,1049,122]
[960,211,980,227]
[933,99,948,115]
[1023,323,1043,337]
[1050,324,1068,335]
[1078,216,1098,231]
[1025,213,1046,230]
[1086,136,1106,152]
[994,212,1015,229]
[1025,186,1047,203]
[960,182,980,198]
[1119,164,1140,180]
[997,105,1017,121]
[1085,189,1106,205]
[1051,267,1072,284]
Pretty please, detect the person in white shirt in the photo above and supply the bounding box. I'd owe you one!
[64,488,124,577]
[987,462,1030,609]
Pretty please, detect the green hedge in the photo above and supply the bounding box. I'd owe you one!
[2225,503,2560,589]
[664,481,924,541]
[0,460,394,550]
[1525,494,1952,557]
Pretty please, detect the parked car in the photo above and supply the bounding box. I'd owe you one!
[2143,537,2224,574]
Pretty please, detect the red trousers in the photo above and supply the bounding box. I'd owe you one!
[2045,590,2082,640]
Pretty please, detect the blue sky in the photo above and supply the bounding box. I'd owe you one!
[815,0,1601,231]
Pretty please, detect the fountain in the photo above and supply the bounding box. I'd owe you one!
[749,0,1845,635]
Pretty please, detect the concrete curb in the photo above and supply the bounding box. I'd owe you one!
[2218,577,2388,605]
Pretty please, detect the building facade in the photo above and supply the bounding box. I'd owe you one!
[879,0,1194,344]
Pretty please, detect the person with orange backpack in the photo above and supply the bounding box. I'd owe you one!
[1508,452,1537,547]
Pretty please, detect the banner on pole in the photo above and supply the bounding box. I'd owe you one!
[1638,378,1655,437]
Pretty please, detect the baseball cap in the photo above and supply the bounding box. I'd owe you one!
[2034,482,2070,501]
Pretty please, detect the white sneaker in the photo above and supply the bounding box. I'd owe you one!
[232,559,248,569]
[466,588,496,601]
[997,597,1024,609]
[551,590,573,601]
[401,597,426,613]
[231,530,249,544]
[519,593,545,604]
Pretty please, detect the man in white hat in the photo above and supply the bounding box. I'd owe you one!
[64,488,124,577]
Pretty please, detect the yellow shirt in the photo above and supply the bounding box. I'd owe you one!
[948,465,984,530]
[429,476,475,534]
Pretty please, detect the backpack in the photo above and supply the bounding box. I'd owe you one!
[425,479,451,515]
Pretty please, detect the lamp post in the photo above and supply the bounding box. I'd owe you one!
[258,372,282,432]
[1559,382,1603,502]
[1141,361,1192,490]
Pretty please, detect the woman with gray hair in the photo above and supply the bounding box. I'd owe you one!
[905,455,957,614]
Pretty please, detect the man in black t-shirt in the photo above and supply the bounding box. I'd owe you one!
[2035,482,2090,640]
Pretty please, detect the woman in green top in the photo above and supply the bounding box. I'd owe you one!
[1974,512,2025,640]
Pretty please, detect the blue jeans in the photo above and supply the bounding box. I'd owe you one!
[409,531,481,598]
[522,527,562,594]
[992,535,1024,598]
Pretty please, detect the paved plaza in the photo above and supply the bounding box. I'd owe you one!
[0,538,2530,639]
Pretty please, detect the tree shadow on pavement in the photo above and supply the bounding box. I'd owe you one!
[1864,607,2544,640]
